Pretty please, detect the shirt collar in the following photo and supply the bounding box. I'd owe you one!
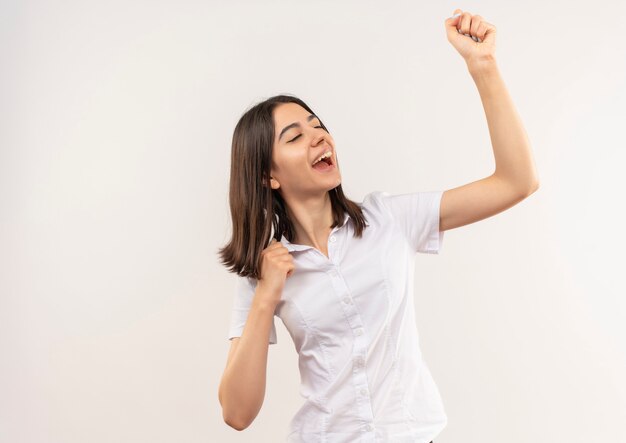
[279,212,352,252]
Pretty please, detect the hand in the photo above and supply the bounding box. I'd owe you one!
[256,238,295,303]
[445,9,497,67]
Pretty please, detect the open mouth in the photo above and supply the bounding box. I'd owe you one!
[319,156,333,166]
[312,152,333,166]
[312,152,335,172]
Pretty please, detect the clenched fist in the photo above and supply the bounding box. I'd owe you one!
[445,9,497,66]
[256,238,295,304]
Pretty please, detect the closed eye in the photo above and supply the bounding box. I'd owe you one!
[288,126,324,143]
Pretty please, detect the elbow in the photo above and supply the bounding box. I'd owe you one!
[220,393,254,431]
[218,376,263,431]
[527,180,540,195]
[224,417,248,431]
[223,411,252,431]
[220,393,250,430]
[520,179,540,197]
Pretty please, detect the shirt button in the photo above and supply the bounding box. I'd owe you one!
[354,356,364,367]
[343,297,351,304]
[365,423,374,431]
[329,235,336,242]
[360,388,367,396]
[355,328,363,336]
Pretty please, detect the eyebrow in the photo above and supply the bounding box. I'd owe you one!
[278,114,320,141]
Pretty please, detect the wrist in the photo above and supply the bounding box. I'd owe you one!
[254,284,280,309]
[252,295,278,313]
[467,54,498,76]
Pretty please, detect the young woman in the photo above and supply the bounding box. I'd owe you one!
[218,9,539,443]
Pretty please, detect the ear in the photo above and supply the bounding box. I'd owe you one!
[270,177,280,190]
[262,174,280,190]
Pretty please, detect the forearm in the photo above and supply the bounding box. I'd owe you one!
[468,57,540,192]
[219,293,277,430]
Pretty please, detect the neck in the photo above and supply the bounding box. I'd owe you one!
[285,192,334,248]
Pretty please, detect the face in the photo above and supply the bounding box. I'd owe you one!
[268,102,341,198]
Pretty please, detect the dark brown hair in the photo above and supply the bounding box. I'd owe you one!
[217,94,368,279]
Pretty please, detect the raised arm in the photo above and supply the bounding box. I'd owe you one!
[219,239,293,431]
[219,289,277,431]
[439,10,540,232]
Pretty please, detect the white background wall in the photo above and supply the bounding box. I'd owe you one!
[2,0,625,441]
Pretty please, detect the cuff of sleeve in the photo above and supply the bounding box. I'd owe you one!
[228,322,278,345]
[424,190,445,254]
[269,325,277,345]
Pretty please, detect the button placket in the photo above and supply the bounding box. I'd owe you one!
[327,267,375,432]
[327,223,347,266]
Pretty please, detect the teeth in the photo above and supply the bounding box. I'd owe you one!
[312,151,332,165]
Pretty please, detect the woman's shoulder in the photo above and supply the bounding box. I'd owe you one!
[357,190,394,224]
[360,190,392,211]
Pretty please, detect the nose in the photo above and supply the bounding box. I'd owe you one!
[311,128,328,146]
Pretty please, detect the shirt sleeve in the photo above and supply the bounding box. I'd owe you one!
[227,275,278,345]
[378,190,445,254]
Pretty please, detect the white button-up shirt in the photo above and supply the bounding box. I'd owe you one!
[228,190,447,442]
